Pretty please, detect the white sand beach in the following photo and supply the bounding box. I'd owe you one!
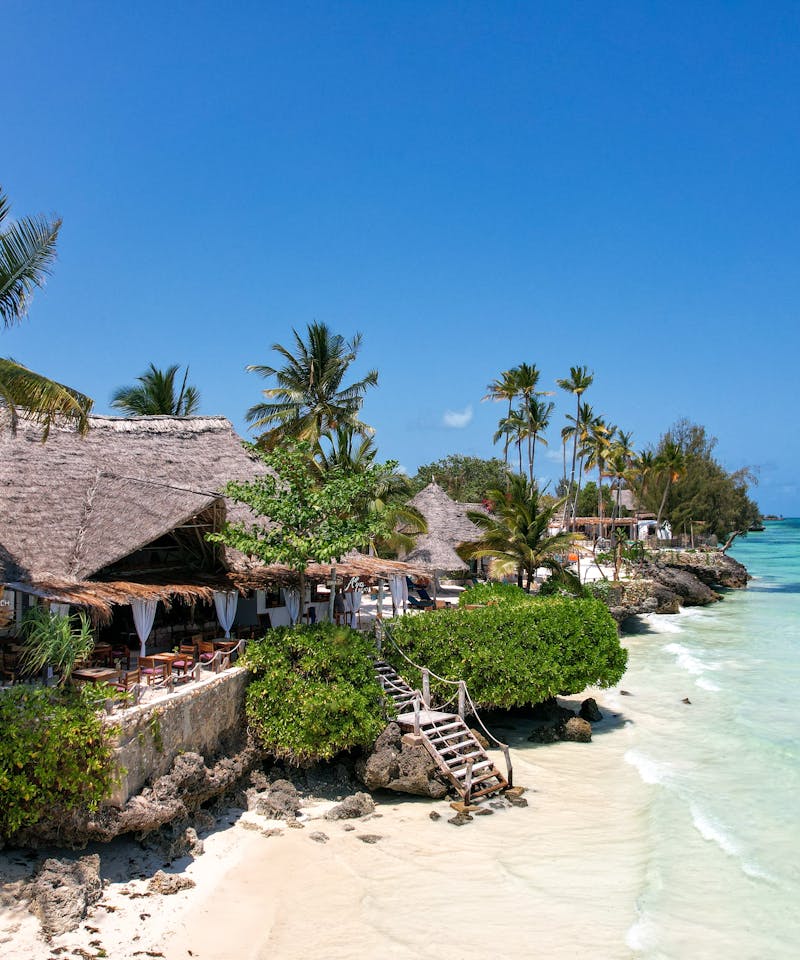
[1,689,649,960]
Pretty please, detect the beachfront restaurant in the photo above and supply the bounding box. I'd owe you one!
[0,411,426,686]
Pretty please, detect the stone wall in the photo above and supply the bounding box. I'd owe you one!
[104,668,250,806]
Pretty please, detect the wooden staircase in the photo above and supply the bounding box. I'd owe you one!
[374,660,508,802]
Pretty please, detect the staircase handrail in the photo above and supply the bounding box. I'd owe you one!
[381,624,513,787]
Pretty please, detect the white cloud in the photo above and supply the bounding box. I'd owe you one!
[443,405,473,429]
[545,448,564,463]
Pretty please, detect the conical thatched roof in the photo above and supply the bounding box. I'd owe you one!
[402,481,487,572]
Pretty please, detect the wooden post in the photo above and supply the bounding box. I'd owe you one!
[328,566,337,623]
[464,759,474,804]
[458,680,466,718]
[413,694,421,737]
[422,669,431,708]
[376,579,384,620]
[502,745,513,788]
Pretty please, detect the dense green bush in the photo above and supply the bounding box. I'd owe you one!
[0,685,115,839]
[458,582,532,607]
[242,623,385,763]
[389,598,627,709]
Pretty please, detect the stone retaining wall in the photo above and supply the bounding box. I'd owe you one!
[104,668,249,806]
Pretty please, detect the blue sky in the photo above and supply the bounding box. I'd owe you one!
[5,2,799,513]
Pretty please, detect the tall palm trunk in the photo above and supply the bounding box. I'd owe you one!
[656,477,672,529]
[568,396,580,529]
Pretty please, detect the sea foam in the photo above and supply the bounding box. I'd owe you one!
[690,805,774,882]
[624,749,670,785]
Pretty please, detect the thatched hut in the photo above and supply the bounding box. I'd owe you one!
[401,481,487,576]
[0,413,425,643]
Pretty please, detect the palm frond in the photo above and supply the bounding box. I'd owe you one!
[0,357,92,438]
[0,208,61,327]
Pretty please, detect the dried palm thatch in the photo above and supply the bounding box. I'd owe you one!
[1,413,428,615]
[402,482,488,572]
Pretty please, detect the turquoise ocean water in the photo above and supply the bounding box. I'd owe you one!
[618,520,800,958]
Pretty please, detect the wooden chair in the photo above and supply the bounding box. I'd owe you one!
[197,640,216,665]
[113,667,141,694]
[173,643,196,678]
[0,651,20,684]
[138,657,167,685]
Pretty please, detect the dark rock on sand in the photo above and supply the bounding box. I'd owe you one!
[27,855,103,937]
[531,697,577,723]
[309,831,329,844]
[357,834,382,844]
[579,698,603,722]
[560,717,593,742]
[448,812,473,826]
[324,792,375,820]
[527,724,561,744]
[255,779,302,821]
[506,795,529,808]
[357,723,449,799]
[429,810,441,821]
[470,728,490,749]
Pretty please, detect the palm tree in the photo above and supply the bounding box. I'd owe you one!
[0,188,92,437]
[482,368,519,469]
[457,473,579,592]
[525,396,554,482]
[493,407,526,476]
[570,401,599,524]
[246,322,378,448]
[583,418,615,522]
[556,366,593,529]
[315,426,427,556]
[111,363,200,416]
[655,439,685,530]
[608,430,636,521]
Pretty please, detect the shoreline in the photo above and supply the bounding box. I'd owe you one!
[2,685,652,960]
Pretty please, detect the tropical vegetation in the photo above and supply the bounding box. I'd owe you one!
[410,454,507,503]
[457,473,580,592]
[242,624,385,762]
[0,187,92,437]
[0,684,115,839]
[246,321,378,449]
[20,607,95,683]
[388,598,626,710]
[111,362,200,416]
[209,440,398,619]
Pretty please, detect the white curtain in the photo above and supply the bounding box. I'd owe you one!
[401,576,408,613]
[389,576,404,616]
[50,602,70,617]
[346,589,362,628]
[214,590,238,637]
[132,599,158,658]
[283,588,300,625]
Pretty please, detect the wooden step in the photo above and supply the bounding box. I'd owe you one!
[470,780,508,800]
[438,742,480,758]
[421,719,462,733]
[443,750,484,767]
[427,730,471,745]
[453,760,493,778]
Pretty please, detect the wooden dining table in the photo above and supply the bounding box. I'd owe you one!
[72,666,121,684]
[151,652,181,679]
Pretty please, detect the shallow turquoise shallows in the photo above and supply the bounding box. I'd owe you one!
[620,520,799,959]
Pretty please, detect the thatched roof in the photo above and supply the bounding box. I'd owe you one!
[402,482,487,572]
[0,413,267,584]
[0,413,428,612]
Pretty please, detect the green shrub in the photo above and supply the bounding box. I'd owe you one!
[458,582,532,607]
[242,623,385,763]
[0,685,115,839]
[389,598,627,709]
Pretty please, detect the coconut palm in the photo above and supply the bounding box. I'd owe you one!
[556,366,593,528]
[655,439,686,530]
[0,188,92,437]
[482,368,519,468]
[457,473,580,592]
[524,396,554,482]
[583,418,615,521]
[246,322,378,448]
[315,426,427,556]
[493,407,526,476]
[111,363,200,416]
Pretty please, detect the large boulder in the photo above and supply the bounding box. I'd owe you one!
[640,562,720,606]
[27,855,103,938]
[324,792,375,820]
[579,698,603,722]
[560,717,592,742]
[255,779,302,821]
[356,723,449,799]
